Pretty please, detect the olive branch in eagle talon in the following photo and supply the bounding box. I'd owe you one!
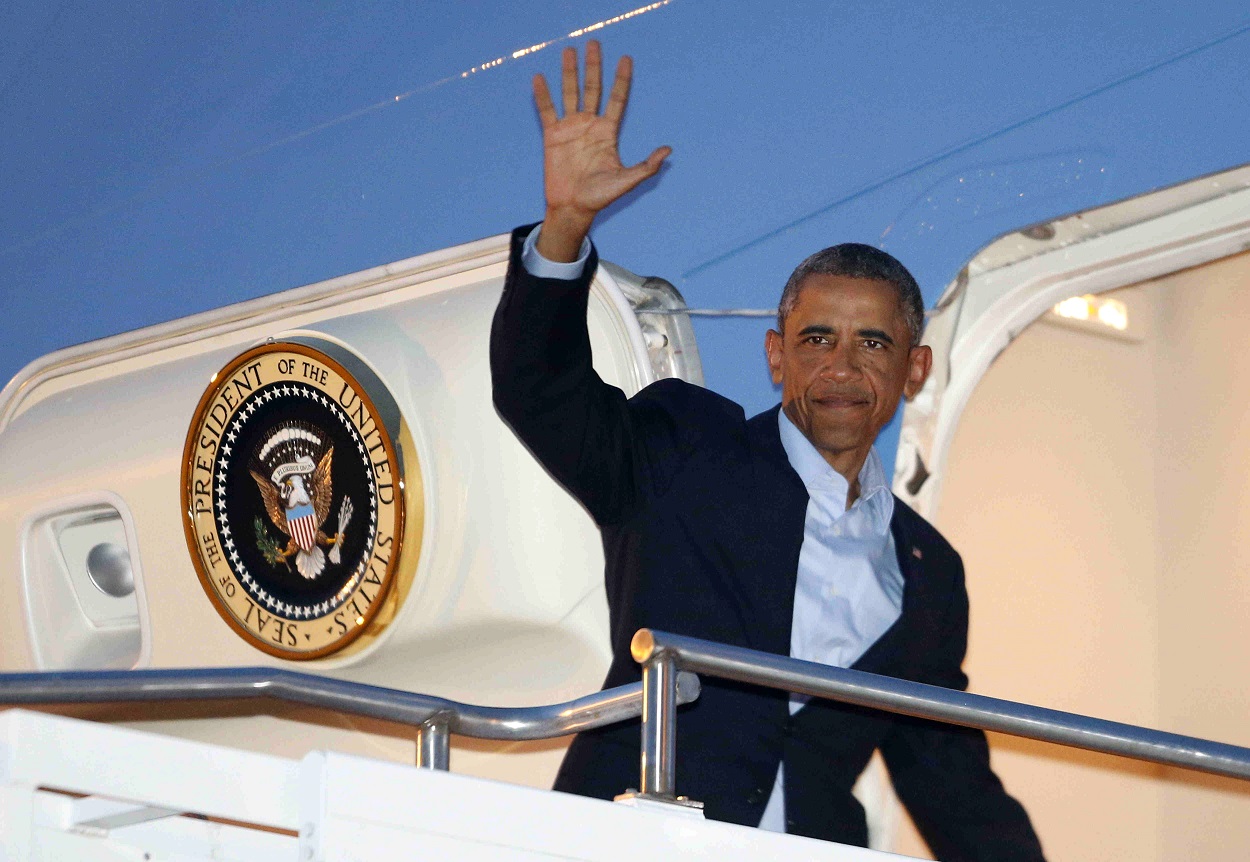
[253,516,287,568]
[249,445,353,580]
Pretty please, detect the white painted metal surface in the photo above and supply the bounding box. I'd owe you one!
[0,709,904,862]
[0,232,678,789]
[0,710,298,861]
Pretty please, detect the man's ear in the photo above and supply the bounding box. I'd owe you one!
[765,329,784,385]
[903,344,933,399]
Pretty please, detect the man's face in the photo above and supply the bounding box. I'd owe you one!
[765,273,932,477]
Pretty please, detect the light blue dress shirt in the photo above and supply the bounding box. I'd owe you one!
[520,225,592,278]
[758,410,904,832]
[519,225,905,833]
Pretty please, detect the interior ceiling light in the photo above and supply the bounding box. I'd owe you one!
[1051,294,1129,332]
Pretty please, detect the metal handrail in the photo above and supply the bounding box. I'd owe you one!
[631,628,1250,799]
[0,665,700,771]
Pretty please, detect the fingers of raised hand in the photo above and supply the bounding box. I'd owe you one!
[532,74,557,127]
[561,46,580,115]
[645,146,672,172]
[541,42,625,124]
[624,146,671,185]
[604,54,633,125]
[584,40,603,114]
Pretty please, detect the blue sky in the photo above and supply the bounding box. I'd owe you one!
[3,1,1248,462]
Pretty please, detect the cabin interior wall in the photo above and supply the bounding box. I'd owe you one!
[895,247,1250,854]
[909,282,1165,860]
[1151,252,1250,859]
[892,249,1250,860]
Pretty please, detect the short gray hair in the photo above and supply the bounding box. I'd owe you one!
[776,243,925,346]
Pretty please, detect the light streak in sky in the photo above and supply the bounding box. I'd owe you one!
[461,2,671,78]
[236,1,674,159]
[2,0,676,258]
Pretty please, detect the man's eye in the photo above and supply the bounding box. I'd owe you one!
[863,339,885,350]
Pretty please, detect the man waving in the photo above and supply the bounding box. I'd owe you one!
[491,41,1044,860]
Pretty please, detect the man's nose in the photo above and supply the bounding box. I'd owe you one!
[820,343,861,380]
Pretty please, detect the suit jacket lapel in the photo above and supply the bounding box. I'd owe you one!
[745,405,808,655]
[852,499,923,673]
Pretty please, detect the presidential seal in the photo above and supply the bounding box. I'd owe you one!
[182,342,407,659]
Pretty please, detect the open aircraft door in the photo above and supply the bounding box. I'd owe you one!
[0,232,703,787]
[886,163,1250,859]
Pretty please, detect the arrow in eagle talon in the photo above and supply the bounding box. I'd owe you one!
[328,497,354,565]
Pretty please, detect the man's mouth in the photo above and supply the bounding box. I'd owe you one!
[812,393,870,409]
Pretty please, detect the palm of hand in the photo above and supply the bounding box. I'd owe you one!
[533,42,669,230]
[543,113,633,217]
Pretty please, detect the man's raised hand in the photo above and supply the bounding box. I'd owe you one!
[532,41,670,262]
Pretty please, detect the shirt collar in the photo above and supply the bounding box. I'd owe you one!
[777,408,894,522]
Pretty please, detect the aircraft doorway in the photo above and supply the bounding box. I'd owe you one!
[892,167,1250,860]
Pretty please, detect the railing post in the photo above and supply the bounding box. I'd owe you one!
[640,650,677,797]
[415,718,450,770]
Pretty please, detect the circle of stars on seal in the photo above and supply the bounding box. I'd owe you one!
[214,383,381,619]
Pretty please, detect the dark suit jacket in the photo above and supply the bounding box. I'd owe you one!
[490,225,1044,860]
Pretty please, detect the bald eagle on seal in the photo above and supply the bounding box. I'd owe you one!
[249,423,353,579]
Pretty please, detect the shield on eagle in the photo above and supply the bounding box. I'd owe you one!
[249,421,353,579]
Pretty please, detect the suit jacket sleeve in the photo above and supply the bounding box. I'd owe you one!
[490,224,688,527]
[878,551,1046,862]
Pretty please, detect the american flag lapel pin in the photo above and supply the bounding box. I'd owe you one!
[911,547,923,560]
